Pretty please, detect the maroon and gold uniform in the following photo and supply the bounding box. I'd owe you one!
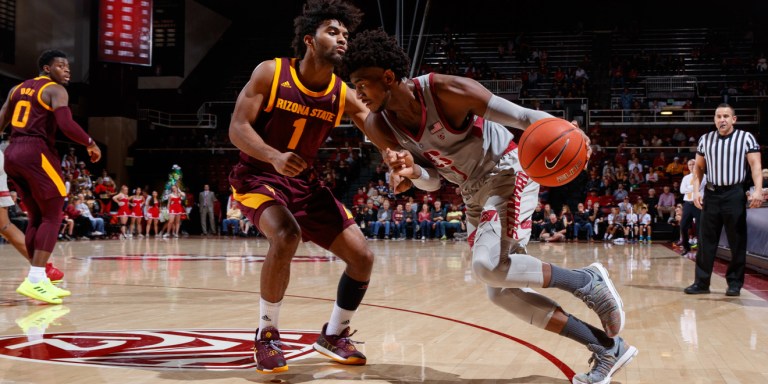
[229,58,353,249]
[4,76,67,202]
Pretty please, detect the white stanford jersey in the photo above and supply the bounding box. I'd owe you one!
[381,73,519,190]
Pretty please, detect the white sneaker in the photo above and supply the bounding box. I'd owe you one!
[91,231,104,236]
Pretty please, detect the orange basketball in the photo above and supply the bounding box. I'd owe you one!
[518,118,587,187]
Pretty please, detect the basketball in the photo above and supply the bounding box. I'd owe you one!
[518,118,587,187]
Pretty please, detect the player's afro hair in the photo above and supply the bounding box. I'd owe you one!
[38,50,68,71]
[292,0,363,57]
[342,28,410,81]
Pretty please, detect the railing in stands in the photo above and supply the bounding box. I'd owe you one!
[588,108,759,126]
[138,109,217,129]
[645,76,697,99]
[478,79,522,94]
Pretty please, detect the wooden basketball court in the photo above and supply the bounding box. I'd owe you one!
[1,237,767,383]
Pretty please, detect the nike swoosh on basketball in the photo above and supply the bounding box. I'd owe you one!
[545,138,570,169]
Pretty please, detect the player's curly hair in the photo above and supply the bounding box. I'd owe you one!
[342,28,411,81]
[292,0,363,57]
[38,50,67,71]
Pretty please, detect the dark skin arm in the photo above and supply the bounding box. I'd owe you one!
[229,60,307,177]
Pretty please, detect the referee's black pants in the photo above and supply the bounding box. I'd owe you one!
[694,186,747,289]
[680,201,701,252]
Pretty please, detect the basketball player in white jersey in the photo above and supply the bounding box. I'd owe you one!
[344,29,636,384]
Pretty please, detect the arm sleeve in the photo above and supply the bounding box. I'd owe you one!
[483,95,554,129]
[54,106,93,147]
[411,164,442,192]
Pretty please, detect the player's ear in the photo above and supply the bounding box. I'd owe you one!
[383,69,395,84]
[303,35,314,50]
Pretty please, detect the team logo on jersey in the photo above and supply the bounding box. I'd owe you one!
[280,81,291,88]
[424,150,452,168]
[0,329,320,369]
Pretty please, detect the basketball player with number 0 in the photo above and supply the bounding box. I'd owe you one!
[344,29,636,384]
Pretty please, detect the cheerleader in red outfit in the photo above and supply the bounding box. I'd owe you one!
[129,187,145,238]
[113,185,131,239]
[144,190,161,237]
[166,185,185,238]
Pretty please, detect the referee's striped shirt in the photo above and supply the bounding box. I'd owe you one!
[697,129,760,187]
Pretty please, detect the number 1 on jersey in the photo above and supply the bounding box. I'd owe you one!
[287,118,306,150]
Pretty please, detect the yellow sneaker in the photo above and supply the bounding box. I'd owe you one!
[16,278,63,304]
[45,279,71,297]
[15,305,71,334]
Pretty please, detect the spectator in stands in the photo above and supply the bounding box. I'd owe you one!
[417,204,432,240]
[604,207,625,242]
[652,151,667,169]
[431,200,448,240]
[64,200,91,239]
[540,214,566,242]
[94,173,116,215]
[221,201,242,236]
[560,204,574,240]
[391,203,406,240]
[530,202,545,241]
[573,203,592,242]
[352,187,367,207]
[612,183,629,203]
[657,186,676,219]
[599,188,614,208]
[402,202,417,239]
[628,167,644,190]
[666,156,684,176]
[370,199,393,239]
[589,202,605,240]
[365,181,377,199]
[672,129,687,145]
[585,188,600,208]
[585,172,601,193]
[617,196,633,214]
[444,203,465,238]
[75,194,105,236]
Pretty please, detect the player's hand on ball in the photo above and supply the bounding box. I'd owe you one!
[570,120,592,168]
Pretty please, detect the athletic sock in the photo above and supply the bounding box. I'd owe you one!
[27,266,46,284]
[257,298,281,338]
[560,314,614,348]
[326,302,356,336]
[547,265,590,293]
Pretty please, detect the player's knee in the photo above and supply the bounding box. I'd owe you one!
[271,226,302,248]
[471,248,501,284]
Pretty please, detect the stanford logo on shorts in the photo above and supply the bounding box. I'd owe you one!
[0,329,319,369]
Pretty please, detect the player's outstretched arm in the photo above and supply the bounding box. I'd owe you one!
[229,60,307,177]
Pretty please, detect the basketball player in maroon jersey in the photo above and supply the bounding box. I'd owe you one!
[0,50,101,304]
[228,0,371,373]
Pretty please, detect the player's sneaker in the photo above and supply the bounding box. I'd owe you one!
[312,323,366,365]
[573,263,625,337]
[16,305,70,334]
[572,336,638,384]
[46,263,64,284]
[47,280,71,297]
[16,279,63,304]
[253,327,288,374]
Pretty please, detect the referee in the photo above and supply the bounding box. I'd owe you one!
[684,104,763,296]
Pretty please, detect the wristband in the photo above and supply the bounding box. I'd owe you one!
[416,164,430,181]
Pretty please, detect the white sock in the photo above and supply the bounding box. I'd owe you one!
[326,302,355,336]
[258,298,281,338]
[27,266,46,284]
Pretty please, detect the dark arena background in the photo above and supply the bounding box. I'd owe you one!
[1,1,768,383]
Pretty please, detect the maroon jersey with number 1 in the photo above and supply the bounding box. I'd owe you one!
[229,58,354,249]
